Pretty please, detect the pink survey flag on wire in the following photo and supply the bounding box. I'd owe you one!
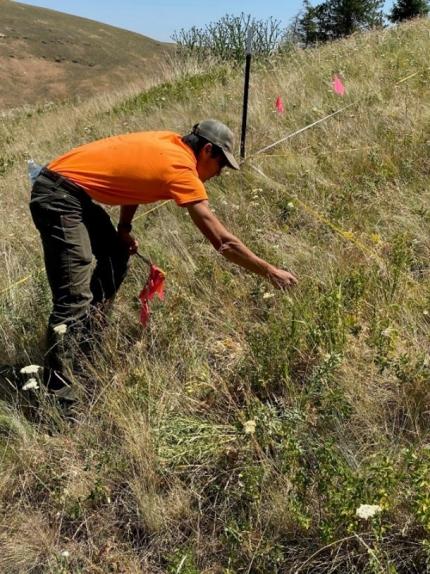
[139,264,165,326]
[332,74,345,96]
[275,95,284,113]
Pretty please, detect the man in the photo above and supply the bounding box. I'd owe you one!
[30,119,297,399]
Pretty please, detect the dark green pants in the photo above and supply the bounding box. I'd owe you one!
[30,173,129,395]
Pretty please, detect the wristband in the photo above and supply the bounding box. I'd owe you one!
[118,222,132,233]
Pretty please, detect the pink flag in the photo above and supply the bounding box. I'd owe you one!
[139,264,165,325]
[332,74,345,96]
[275,96,284,113]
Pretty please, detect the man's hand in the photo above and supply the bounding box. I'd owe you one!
[267,267,298,289]
[117,229,139,255]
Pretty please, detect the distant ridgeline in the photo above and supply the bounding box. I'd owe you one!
[0,0,173,110]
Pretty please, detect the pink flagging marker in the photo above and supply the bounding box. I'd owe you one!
[139,264,165,326]
[332,74,345,96]
[275,95,284,113]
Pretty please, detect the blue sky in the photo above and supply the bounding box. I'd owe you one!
[17,0,394,42]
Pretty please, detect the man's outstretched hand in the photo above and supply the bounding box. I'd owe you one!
[187,201,298,290]
[118,229,139,255]
[267,267,298,290]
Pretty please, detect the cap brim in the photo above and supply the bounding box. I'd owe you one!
[223,149,240,170]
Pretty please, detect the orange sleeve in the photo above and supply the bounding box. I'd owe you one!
[168,169,208,206]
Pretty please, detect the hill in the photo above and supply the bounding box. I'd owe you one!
[0,0,173,110]
[1,17,430,574]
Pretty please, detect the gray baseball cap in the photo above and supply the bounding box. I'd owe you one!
[192,119,240,170]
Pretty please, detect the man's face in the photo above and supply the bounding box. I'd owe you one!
[196,143,227,182]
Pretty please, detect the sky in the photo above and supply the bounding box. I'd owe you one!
[16,0,395,42]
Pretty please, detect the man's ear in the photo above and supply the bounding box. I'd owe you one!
[202,142,213,157]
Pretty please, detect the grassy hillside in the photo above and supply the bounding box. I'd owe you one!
[0,0,173,110]
[1,17,430,573]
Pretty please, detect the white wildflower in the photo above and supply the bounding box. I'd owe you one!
[356,504,382,520]
[22,378,39,391]
[262,292,275,300]
[287,202,295,209]
[53,324,67,335]
[20,364,42,374]
[243,420,256,434]
[60,550,70,558]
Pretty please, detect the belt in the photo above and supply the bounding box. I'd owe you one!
[39,167,89,198]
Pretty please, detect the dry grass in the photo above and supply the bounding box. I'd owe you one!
[1,17,430,573]
[0,0,173,110]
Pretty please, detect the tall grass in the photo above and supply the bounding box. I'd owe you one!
[1,18,430,573]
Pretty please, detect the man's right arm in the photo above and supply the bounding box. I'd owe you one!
[186,200,297,289]
[118,204,139,254]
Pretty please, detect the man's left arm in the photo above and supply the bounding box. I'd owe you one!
[187,200,297,289]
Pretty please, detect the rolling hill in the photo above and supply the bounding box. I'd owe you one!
[0,0,173,110]
[1,14,430,573]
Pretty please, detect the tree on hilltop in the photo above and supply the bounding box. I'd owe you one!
[389,0,429,22]
[328,0,384,37]
[296,0,384,45]
[295,0,331,45]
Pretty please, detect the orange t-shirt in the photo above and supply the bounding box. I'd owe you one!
[48,131,208,206]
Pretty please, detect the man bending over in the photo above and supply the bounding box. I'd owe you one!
[30,119,297,400]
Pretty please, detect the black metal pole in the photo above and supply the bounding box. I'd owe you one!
[240,28,253,160]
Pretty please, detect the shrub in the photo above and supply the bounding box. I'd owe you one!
[172,12,286,63]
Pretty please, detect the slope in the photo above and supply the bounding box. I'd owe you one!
[0,0,172,110]
[0,17,429,573]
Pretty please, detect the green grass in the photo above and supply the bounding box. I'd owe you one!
[110,67,230,116]
[1,16,430,573]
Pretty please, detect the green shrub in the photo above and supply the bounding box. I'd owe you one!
[173,13,286,62]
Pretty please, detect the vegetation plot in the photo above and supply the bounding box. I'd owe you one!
[0,16,430,574]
